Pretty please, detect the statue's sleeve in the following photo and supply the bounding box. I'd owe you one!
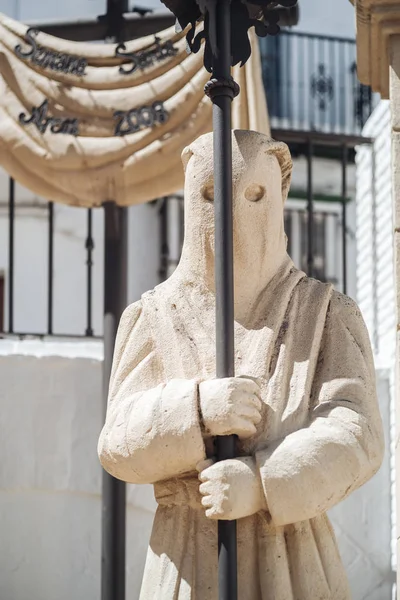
[255,291,384,526]
[98,301,206,484]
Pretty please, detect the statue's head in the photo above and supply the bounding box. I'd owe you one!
[179,130,292,287]
[182,130,291,206]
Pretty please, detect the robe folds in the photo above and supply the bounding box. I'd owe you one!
[98,257,384,599]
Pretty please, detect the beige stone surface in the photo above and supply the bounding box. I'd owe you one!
[0,14,269,207]
[352,0,400,97]
[98,130,384,599]
[392,133,400,232]
[390,62,400,600]
[394,232,400,329]
[391,38,400,332]
[199,377,262,439]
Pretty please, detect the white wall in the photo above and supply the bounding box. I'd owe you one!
[355,99,396,593]
[128,202,161,303]
[356,102,395,369]
[0,342,156,600]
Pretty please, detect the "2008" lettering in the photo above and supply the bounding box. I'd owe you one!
[114,102,168,136]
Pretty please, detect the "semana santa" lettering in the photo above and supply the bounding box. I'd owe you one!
[15,28,87,77]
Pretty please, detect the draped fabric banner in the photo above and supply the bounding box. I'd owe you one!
[0,14,269,207]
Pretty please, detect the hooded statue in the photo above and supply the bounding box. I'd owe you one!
[98,130,384,599]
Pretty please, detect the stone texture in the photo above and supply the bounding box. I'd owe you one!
[389,56,400,598]
[352,1,400,98]
[394,232,400,326]
[391,36,400,130]
[392,134,400,235]
[392,54,400,329]
[99,130,384,599]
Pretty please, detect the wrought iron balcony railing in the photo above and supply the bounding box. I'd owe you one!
[260,31,375,135]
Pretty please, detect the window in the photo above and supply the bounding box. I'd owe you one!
[285,203,343,289]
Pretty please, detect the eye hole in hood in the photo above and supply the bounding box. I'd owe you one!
[245,184,265,203]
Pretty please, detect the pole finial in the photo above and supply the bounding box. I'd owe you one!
[160,0,298,72]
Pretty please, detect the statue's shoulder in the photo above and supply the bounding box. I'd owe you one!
[140,279,172,309]
[119,299,143,331]
[293,275,363,324]
[291,272,333,305]
[327,289,365,328]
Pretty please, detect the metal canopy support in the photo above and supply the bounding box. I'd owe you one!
[204,1,238,598]
[8,178,14,334]
[271,128,373,148]
[29,6,297,42]
[47,201,54,335]
[341,144,348,295]
[100,3,129,600]
[307,138,314,277]
[86,209,94,337]
[102,202,128,600]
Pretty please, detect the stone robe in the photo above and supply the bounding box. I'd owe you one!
[98,257,384,600]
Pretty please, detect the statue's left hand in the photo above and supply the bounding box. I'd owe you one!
[197,456,267,520]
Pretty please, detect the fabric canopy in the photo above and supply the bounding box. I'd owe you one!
[0,14,269,207]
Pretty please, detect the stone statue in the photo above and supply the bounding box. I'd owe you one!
[98,130,384,599]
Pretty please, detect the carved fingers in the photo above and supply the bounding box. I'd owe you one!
[199,377,262,439]
[196,456,267,521]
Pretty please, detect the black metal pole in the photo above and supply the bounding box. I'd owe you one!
[102,202,127,600]
[86,208,94,337]
[48,202,54,335]
[101,6,129,599]
[8,178,14,334]
[204,1,239,598]
[159,198,169,282]
[341,144,348,295]
[307,138,314,277]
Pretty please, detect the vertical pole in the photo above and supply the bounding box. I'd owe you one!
[204,1,239,598]
[86,208,94,337]
[159,198,169,282]
[8,178,14,334]
[102,202,127,600]
[48,202,54,335]
[341,144,348,295]
[101,5,128,598]
[307,138,314,277]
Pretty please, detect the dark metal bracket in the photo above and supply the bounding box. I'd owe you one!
[161,0,298,72]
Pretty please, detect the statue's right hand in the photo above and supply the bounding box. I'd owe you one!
[199,377,262,439]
